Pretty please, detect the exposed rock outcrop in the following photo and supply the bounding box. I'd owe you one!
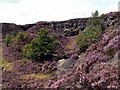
[2,12,120,38]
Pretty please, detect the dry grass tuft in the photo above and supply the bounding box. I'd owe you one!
[20,73,50,80]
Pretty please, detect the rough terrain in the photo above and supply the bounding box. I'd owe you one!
[1,11,120,89]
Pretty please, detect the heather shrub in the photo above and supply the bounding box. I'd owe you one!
[21,59,29,64]
[4,32,16,46]
[4,34,11,47]
[103,35,120,56]
[77,10,103,53]
[101,29,119,46]
[105,25,117,33]
[86,61,118,89]
[4,32,30,47]
[4,32,31,60]
[11,32,31,53]
[22,28,57,61]
[41,61,57,74]
[14,32,30,44]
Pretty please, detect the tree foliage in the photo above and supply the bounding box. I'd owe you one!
[22,28,57,61]
[4,32,30,47]
[77,10,104,53]
[4,32,16,47]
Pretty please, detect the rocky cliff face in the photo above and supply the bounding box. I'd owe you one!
[20,18,88,36]
[2,18,88,38]
[2,12,120,38]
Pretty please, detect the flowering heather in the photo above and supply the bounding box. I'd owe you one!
[101,29,119,45]
[86,61,118,89]
[2,12,120,89]
[103,35,120,53]
[50,28,120,89]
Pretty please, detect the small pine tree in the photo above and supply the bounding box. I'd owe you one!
[22,28,57,61]
[77,10,104,53]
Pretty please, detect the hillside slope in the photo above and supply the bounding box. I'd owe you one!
[1,11,120,89]
[50,26,120,89]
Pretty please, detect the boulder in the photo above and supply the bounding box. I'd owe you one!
[57,55,77,78]
[64,28,79,36]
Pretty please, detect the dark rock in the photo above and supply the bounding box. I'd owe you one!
[64,28,79,36]
[20,24,36,31]
[2,23,24,37]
